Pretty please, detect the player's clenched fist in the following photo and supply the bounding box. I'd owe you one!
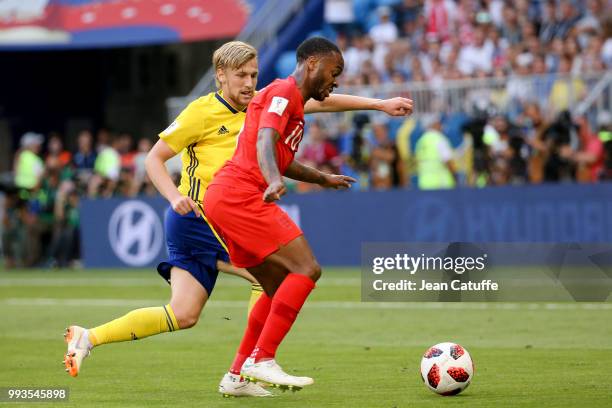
[171,195,201,217]
[376,97,414,116]
[263,180,287,202]
[321,174,357,190]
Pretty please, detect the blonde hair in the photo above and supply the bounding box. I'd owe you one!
[213,41,258,88]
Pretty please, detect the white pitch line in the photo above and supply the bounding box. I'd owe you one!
[4,298,162,307]
[2,298,612,310]
[0,277,361,287]
[0,278,164,287]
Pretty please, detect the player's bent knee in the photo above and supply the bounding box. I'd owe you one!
[311,263,322,282]
[169,304,201,329]
[173,311,199,329]
[294,262,321,282]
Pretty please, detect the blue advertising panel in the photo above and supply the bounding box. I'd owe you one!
[81,197,168,268]
[282,183,612,266]
[80,184,612,268]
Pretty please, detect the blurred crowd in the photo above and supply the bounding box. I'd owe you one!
[287,0,612,191]
[2,130,181,268]
[293,107,612,192]
[325,0,611,85]
[3,0,612,267]
[294,107,612,192]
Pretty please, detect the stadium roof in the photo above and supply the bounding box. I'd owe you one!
[0,0,249,50]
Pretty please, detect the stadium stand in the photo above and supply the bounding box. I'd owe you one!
[286,0,612,191]
[2,0,612,268]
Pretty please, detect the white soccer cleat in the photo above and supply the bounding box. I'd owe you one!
[63,326,92,377]
[218,372,272,398]
[241,358,314,391]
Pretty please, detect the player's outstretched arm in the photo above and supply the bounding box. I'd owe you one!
[304,94,414,117]
[285,160,356,189]
[145,139,201,217]
[257,128,287,202]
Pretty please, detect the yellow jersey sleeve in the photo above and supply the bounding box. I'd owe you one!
[159,101,204,153]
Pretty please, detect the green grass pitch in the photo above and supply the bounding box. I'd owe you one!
[1,268,611,407]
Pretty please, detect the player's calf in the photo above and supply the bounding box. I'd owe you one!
[63,304,181,378]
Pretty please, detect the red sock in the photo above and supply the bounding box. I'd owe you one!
[251,273,315,362]
[229,293,272,375]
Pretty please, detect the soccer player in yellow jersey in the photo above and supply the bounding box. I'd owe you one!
[63,41,413,397]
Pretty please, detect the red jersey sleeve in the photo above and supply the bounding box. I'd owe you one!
[258,83,299,136]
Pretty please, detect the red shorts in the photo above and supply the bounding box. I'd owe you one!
[203,184,303,268]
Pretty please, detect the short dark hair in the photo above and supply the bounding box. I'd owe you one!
[296,37,340,62]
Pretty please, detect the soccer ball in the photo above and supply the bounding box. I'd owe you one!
[420,342,474,396]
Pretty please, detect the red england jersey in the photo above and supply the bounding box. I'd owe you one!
[211,76,305,192]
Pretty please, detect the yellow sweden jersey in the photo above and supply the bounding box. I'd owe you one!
[159,91,246,203]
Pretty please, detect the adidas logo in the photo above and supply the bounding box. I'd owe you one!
[218,125,229,135]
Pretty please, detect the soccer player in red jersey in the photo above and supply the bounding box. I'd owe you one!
[204,37,368,390]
